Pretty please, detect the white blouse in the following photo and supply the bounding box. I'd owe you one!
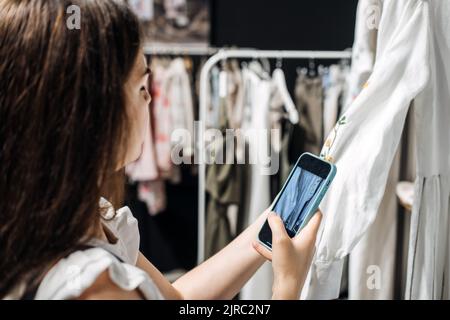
[6,198,164,300]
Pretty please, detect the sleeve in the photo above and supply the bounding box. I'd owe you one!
[35,248,163,300]
[343,0,379,112]
[303,0,431,299]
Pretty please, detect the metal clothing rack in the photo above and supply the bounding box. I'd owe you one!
[197,49,352,264]
[143,43,219,56]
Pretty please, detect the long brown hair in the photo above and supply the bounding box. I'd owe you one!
[0,0,141,296]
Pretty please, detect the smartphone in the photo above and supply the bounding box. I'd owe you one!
[258,152,336,250]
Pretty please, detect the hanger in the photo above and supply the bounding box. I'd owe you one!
[318,64,327,77]
[308,57,316,77]
[219,59,228,98]
[260,57,271,75]
[272,59,299,124]
[276,57,283,69]
[296,66,308,77]
[248,54,270,80]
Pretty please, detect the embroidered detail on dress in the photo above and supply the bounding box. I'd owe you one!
[320,115,347,163]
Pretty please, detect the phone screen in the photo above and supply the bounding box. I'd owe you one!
[259,154,331,247]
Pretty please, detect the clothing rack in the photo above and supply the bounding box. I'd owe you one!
[197,49,352,264]
[143,43,219,56]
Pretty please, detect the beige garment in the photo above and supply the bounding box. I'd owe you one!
[204,99,244,258]
[295,75,324,156]
[225,60,246,163]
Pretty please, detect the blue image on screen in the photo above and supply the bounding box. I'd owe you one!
[273,166,324,235]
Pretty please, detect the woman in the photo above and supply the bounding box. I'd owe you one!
[0,0,321,300]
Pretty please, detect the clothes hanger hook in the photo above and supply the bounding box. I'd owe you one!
[276,57,283,69]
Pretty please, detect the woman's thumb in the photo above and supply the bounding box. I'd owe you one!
[268,212,289,242]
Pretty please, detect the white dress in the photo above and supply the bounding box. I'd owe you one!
[303,0,450,300]
[240,67,273,300]
[343,0,378,113]
[346,0,397,300]
[6,198,164,300]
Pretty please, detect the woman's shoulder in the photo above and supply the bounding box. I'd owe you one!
[76,269,143,300]
[35,246,164,300]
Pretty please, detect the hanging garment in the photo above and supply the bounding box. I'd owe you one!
[302,0,436,300]
[342,0,397,300]
[162,58,195,161]
[348,151,399,299]
[224,60,246,236]
[205,66,221,129]
[223,60,246,164]
[137,180,167,216]
[268,69,299,198]
[405,0,450,299]
[164,0,188,25]
[273,74,323,196]
[204,61,246,254]
[343,0,379,113]
[151,58,174,178]
[129,0,154,21]
[274,120,301,197]
[322,65,346,139]
[240,67,273,300]
[225,60,245,131]
[204,99,244,258]
[241,66,299,298]
[151,57,194,184]
[397,110,417,298]
[295,74,324,156]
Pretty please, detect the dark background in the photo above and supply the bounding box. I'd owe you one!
[133,0,359,273]
[211,0,358,50]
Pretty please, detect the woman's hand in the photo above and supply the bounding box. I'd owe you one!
[252,211,322,300]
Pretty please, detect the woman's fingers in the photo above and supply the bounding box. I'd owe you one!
[254,211,322,260]
[252,241,272,261]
